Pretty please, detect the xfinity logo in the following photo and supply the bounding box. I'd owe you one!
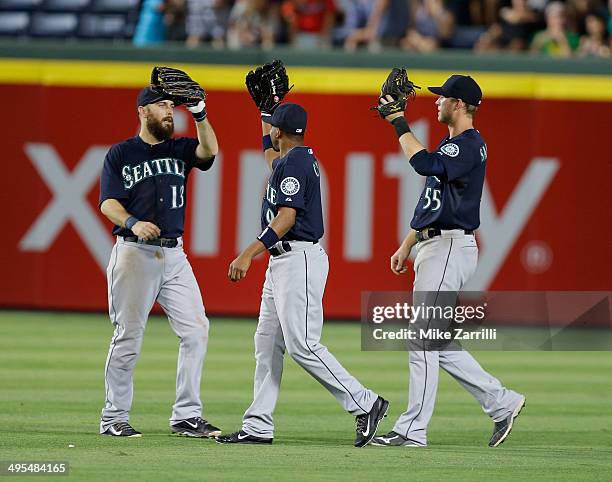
[19,131,559,290]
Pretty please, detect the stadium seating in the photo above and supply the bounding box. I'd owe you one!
[41,0,90,13]
[0,11,29,35]
[0,0,43,11]
[28,11,77,37]
[77,12,130,39]
[0,0,139,38]
[90,0,138,14]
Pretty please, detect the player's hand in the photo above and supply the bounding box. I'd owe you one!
[228,253,252,282]
[380,95,405,122]
[131,221,161,240]
[390,245,411,275]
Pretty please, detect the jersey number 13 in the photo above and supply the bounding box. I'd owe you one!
[171,185,185,209]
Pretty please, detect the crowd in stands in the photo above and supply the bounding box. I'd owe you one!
[132,0,611,57]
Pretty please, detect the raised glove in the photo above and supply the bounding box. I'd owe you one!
[245,59,292,115]
[372,68,420,118]
[151,66,206,110]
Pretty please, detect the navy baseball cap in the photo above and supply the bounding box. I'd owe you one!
[262,103,307,135]
[428,75,482,106]
[137,87,170,108]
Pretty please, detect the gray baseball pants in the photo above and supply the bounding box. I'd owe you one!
[242,242,378,438]
[100,237,209,433]
[392,230,524,446]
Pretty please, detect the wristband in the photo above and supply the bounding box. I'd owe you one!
[191,110,207,122]
[125,216,139,230]
[187,100,207,122]
[262,134,274,151]
[391,116,411,138]
[257,226,280,249]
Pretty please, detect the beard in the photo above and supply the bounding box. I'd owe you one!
[438,108,452,124]
[147,116,174,141]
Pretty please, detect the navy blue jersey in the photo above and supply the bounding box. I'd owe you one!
[261,146,324,242]
[99,136,213,237]
[409,128,487,231]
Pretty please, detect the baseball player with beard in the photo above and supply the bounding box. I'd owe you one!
[216,61,389,447]
[370,72,525,448]
[98,70,221,438]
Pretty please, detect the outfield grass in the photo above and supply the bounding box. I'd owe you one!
[1,311,611,481]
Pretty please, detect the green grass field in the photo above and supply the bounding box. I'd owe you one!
[1,311,611,481]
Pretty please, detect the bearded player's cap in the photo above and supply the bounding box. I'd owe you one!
[428,75,482,106]
[262,103,307,135]
[137,87,171,108]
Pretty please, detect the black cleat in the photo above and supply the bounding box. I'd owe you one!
[215,430,272,445]
[101,422,142,437]
[489,396,526,447]
[355,396,389,447]
[171,417,221,438]
[371,431,424,447]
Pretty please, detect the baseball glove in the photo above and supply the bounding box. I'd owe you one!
[150,66,206,107]
[372,68,420,118]
[245,60,292,114]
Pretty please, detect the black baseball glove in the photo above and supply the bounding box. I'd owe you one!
[151,66,206,107]
[372,68,420,118]
[245,60,292,114]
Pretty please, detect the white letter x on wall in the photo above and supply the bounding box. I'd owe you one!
[19,143,113,271]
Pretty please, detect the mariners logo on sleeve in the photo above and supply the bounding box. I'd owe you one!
[440,143,460,157]
[280,177,300,196]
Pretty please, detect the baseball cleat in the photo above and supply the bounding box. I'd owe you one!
[354,396,389,447]
[171,417,221,438]
[215,430,273,445]
[489,396,526,447]
[101,422,142,437]
[371,431,424,447]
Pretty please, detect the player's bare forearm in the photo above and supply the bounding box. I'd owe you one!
[269,206,296,239]
[243,207,296,260]
[398,131,427,160]
[262,119,278,170]
[229,207,296,282]
[400,229,417,251]
[195,118,219,160]
[100,199,160,240]
[390,229,417,275]
[384,112,428,160]
[100,199,131,228]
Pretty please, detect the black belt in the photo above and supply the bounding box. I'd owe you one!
[415,228,473,243]
[269,240,318,257]
[123,236,179,248]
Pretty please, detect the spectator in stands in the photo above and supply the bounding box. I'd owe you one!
[530,1,579,56]
[185,0,230,48]
[163,0,188,41]
[133,0,167,46]
[475,0,538,52]
[280,0,336,49]
[341,0,410,51]
[565,0,603,35]
[609,0,612,37]
[400,0,455,52]
[445,0,477,27]
[577,11,610,56]
[227,0,280,49]
[469,0,500,26]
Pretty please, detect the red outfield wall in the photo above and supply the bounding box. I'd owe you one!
[2,84,610,318]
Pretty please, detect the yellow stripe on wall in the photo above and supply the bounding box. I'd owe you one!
[2,58,611,101]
